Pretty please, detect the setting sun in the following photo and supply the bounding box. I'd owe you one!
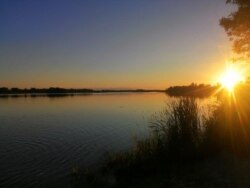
[219,66,245,91]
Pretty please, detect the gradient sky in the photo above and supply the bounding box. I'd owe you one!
[0,0,235,89]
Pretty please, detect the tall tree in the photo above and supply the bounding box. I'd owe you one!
[220,0,250,60]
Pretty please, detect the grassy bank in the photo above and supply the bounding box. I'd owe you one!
[73,89,250,187]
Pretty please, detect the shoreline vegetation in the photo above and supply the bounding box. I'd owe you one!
[71,86,250,187]
[166,83,220,97]
[0,83,220,98]
[0,87,164,95]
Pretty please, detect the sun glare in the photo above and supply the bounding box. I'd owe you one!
[219,66,245,91]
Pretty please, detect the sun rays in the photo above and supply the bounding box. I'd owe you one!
[219,64,245,92]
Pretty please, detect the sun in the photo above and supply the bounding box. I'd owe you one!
[219,65,245,91]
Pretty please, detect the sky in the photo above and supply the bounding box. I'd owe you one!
[0,0,235,89]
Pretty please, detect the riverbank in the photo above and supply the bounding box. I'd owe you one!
[74,90,250,187]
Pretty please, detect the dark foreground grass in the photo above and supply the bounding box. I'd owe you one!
[72,89,250,187]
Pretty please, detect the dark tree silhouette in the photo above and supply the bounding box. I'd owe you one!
[220,0,250,60]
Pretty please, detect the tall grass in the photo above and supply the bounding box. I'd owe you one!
[149,98,203,160]
[101,98,214,177]
[103,95,250,169]
[77,93,250,187]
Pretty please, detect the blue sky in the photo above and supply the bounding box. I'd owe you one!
[0,0,234,89]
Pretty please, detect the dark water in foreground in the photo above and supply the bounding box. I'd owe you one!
[0,93,214,187]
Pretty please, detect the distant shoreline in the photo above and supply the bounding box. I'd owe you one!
[0,84,221,98]
[0,88,166,98]
[0,87,165,94]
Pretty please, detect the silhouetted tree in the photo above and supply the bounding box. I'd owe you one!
[220,0,250,60]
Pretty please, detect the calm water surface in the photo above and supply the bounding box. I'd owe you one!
[0,93,214,187]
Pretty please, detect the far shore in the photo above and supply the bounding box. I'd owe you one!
[0,89,166,98]
[0,84,221,98]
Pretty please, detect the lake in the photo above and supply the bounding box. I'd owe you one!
[0,92,215,187]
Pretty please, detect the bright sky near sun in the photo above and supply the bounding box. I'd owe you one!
[0,0,236,89]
